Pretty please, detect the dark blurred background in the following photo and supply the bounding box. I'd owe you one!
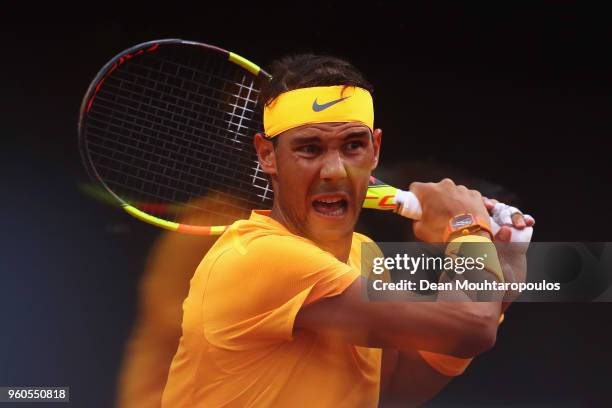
[2,2,611,407]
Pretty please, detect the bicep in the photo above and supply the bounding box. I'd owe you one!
[294,276,372,345]
[295,276,415,347]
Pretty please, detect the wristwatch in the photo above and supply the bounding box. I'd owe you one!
[444,213,493,242]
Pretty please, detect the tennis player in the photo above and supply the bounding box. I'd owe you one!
[161,54,531,407]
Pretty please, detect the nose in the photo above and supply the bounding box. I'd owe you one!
[320,150,348,181]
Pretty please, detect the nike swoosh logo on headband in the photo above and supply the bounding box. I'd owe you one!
[312,96,351,112]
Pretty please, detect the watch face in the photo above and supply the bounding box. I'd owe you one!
[451,214,474,230]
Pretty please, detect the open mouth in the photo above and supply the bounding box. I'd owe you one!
[312,195,349,217]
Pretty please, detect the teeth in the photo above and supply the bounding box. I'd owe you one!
[318,198,342,203]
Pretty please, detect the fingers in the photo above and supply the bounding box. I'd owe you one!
[485,197,534,230]
[511,212,526,229]
[495,225,513,242]
[524,214,536,226]
[412,220,424,241]
[457,184,469,193]
[408,181,423,192]
[412,220,432,242]
[511,211,536,229]
[408,181,428,199]
[483,197,499,211]
[409,179,496,242]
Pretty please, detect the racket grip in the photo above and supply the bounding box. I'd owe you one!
[394,190,533,243]
[394,190,423,219]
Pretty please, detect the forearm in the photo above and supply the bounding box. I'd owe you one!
[364,299,498,357]
[387,234,503,356]
[380,306,506,405]
[434,280,502,356]
[380,348,454,408]
[434,233,506,348]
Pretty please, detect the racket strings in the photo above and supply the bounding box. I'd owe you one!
[85,46,273,226]
[86,117,261,187]
[93,57,260,156]
[86,153,259,214]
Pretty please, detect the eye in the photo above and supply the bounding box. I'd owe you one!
[297,144,322,156]
[344,140,365,152]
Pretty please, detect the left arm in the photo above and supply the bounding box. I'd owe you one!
[379,202,534,407]
[380,348,454,408]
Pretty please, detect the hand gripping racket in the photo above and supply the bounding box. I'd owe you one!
[79,39,532,241]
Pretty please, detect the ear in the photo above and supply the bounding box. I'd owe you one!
[371,128,382,170]
[253,133,277,175]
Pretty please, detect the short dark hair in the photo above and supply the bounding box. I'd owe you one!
[258,54,373,109]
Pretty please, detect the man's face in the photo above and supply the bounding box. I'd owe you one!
[256,122,382,243]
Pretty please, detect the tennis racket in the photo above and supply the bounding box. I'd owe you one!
[78,39,531,241]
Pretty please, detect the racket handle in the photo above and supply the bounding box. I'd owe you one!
[394,190,423,219]
[394,190,533,243]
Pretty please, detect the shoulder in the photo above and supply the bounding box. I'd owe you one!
[353,231,375,244]
[352,231,381,255]
[245,233,343,273]
[207,222,349,279]
[350,232,383,271]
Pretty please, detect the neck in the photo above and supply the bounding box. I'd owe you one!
[269,203,353,263]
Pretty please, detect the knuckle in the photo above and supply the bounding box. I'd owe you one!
[409,181,423,192]
[411,181,436,194]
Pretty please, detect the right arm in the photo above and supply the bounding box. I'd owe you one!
[296,178,504,358]
[294,276,499,358]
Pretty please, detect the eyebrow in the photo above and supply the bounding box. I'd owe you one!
[343,130,371,140]
[289,129,371,146]
[289,135,322,146]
